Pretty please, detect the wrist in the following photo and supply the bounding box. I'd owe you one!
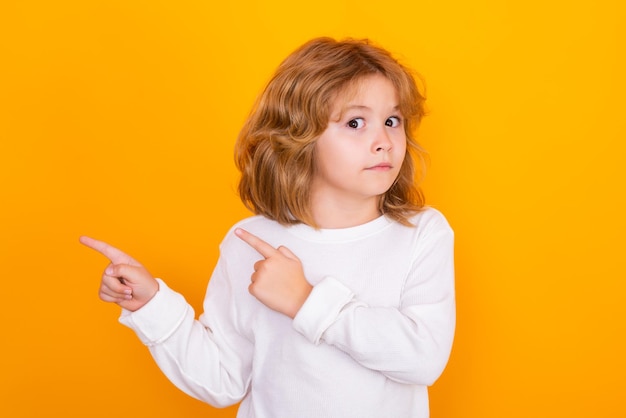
[288,283,313,319]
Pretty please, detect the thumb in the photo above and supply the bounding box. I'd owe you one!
[105,263,151,285]
[104,263,158,304]
[277,245,299,261]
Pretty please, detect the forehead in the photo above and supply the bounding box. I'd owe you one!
[329,74,399,115]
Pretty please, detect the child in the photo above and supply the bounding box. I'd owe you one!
[80,37,455,418]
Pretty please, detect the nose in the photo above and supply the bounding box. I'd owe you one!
[373,127,393,153]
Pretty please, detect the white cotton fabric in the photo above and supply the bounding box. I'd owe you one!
[119,207,456,418]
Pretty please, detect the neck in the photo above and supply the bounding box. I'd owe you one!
[310,195,382,229]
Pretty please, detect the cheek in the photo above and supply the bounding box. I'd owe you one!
[317,136,354,166]
[394,135,407,155]
[313,144,342,176]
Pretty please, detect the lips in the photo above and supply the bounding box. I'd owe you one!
[366,162,392,170]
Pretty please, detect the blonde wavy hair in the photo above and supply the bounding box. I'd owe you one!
[234,37,427,228]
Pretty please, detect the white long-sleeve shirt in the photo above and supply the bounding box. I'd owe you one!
[119,207,455,418]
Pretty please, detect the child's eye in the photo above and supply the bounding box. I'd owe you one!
[347,118,365,129]
[385,116,402,128]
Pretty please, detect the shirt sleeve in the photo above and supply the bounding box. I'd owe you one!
[118,256,254,407]
[292,213,456,386]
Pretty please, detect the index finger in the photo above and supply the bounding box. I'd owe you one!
[79,235,139,266]
[234,228,278,259]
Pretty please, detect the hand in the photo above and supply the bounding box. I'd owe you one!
[79,236,159,312]
[235,228,312,318]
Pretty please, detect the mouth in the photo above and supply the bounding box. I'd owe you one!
[366,162,393,171]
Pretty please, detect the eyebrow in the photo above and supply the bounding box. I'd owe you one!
[341,104,400,111]
[329,103,402,123]
[332,104,400,120]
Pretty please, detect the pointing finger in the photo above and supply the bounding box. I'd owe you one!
[79,236,140,266]
[234,228,278,259]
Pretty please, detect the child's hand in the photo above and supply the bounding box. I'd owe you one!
[79,236,159,312]
[235,228,312,319]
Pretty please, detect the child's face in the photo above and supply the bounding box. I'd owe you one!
[311,74,407,209]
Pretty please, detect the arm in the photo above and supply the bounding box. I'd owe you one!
[122,259,254,406]
[80,237,253,407]
[293,221,455,386]
[235,214,455,386]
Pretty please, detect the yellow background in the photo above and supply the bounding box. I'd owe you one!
[1,0,624,417]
